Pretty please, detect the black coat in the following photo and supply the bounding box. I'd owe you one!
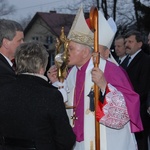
[0,54,16,86]
[0,74,76,150]
[126,50,150,127]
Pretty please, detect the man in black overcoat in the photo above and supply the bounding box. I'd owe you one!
[0,19,24,85]
[124,30,150,150]
[0,42,76,150]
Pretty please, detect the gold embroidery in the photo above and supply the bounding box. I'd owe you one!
[70,31,93,47]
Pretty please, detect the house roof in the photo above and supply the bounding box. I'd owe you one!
[24,11,75,37]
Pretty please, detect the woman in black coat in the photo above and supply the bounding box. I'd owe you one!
[0,42,76,150]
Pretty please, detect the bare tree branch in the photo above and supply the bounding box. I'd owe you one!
[0,0,16,17]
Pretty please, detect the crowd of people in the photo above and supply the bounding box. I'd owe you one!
[0,6,150,150]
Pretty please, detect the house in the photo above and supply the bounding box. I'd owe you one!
[24,11,75,67]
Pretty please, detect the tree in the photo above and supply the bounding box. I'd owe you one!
[101,0,109,19]
[57,0,149,34]
[0,0,16,17]
[134,0,150,31]
[19,15,32,29]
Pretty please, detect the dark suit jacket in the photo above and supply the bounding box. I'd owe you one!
[126,50,150,128]
[0,53,16,86]
[120,55,130,69]
[147,91,150,107]
[0,74,76,150]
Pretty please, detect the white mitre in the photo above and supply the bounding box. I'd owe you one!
[98,11,117,49]
[98,11,118,65]
[67,7,94,47]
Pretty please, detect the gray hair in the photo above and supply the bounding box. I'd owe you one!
[15,42,49,74]
[0,19,23,47]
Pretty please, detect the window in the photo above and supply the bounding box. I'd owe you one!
[32,36,39,41]
[47,36,53,44]
[50,52,55,66]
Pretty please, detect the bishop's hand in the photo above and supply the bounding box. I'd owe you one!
[91,67,107,92]
[47,65,58,83]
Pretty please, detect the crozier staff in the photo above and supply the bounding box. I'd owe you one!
[89,6,100,150]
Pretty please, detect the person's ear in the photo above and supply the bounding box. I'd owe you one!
[82,47,90,58]
[138,41,143,49]
[2,38,9,49]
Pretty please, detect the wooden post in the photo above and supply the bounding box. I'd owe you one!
[89,6,100,150]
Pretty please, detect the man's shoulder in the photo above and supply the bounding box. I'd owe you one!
[136,50,150,64]
[0,54,11,68]
[0,53,6,62]
[137,50,149,58]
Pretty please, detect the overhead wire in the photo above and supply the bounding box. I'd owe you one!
[14,0,64,11]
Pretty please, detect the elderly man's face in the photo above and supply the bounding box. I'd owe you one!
[68,41,86,67]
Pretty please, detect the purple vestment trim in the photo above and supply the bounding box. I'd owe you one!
[73,60,90,142]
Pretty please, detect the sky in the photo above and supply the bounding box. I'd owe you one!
[4,0,150,23]
[6,0,78,21]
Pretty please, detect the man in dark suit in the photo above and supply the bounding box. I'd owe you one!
[0,19,24,86]
[0,42,76,150]
[124,30,150,150]
[114,35,133,69]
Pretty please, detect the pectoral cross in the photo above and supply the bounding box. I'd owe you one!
[71,111,78,127]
